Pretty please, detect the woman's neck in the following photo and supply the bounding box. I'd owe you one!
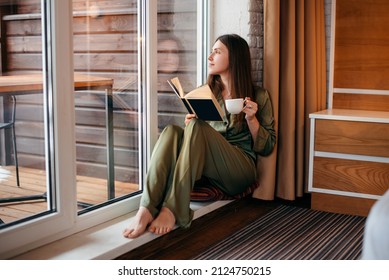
[220,74,231,99]
[222,88,231,100]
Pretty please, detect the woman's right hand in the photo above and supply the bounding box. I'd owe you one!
[184,114,196,126]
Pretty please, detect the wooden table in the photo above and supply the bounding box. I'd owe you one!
[0,73,116,200]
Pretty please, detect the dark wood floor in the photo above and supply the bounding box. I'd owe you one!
[116,194,311,260]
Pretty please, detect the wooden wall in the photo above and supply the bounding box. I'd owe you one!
[0,0,197,183]
[332,0,389,111]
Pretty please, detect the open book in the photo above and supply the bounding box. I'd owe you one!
[167,77,225,121]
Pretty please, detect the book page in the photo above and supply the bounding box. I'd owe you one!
[170,77,185,97]
[185,84,213,99]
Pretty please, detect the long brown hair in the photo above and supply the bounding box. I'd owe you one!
[207,34,254,123]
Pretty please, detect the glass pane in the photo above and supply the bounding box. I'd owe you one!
[0,1,51,226]
[74,0,140,212]
[157,0,197,132]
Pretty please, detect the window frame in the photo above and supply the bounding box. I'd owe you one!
[0,0,78,258]
[0,0,209,259]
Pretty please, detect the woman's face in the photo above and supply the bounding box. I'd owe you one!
[208,40,229,76]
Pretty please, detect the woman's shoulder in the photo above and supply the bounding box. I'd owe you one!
[253,86,271,103]
[253,85,267,94]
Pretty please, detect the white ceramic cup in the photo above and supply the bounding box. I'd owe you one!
[225,98,244,114]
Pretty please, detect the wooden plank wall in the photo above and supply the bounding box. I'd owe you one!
[1,0,197,183]
[332,0,389,111]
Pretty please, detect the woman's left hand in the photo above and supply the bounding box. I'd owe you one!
[184,113,196,126]
[243,97,258,121]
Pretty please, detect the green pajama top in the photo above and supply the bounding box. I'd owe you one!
[208,86,276,160]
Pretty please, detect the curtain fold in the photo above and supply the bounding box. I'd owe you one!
[253,0,326,201]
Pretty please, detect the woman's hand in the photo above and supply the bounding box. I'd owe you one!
[243,97,260,140]
[243,97,258,121]
[184,113,196,126]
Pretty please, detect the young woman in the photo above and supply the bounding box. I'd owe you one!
[123,34,276,238]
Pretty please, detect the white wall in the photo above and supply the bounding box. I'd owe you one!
[209,0,250,42]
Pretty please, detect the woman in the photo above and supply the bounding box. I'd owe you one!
[123,34,276,238]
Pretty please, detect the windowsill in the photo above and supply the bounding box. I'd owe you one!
[12,200,232,260]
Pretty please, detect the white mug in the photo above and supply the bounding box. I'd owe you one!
[225,98,244,114]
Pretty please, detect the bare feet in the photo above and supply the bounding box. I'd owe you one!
[148,207,176,235]
[123,206,153,238]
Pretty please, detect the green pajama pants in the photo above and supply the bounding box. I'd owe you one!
[141,119,256,228]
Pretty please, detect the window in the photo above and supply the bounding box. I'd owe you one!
[0,1,51,225]
[156,1,198,131]
[72,1,141,213]
[0,0,206,259]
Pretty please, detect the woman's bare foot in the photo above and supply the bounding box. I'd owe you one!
[148,207,176,235]
[123,206,153,238]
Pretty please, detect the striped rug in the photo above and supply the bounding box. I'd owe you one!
[193,205,366,260]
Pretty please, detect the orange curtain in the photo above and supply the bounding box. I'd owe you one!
[253,0,327,201]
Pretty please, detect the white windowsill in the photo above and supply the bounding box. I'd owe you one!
[12,200,232,260]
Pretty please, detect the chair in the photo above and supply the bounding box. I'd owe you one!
[0,95,47,204]
[1,95,19,186]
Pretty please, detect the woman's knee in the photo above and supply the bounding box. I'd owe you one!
[185,119,213,140]
[161,124,183,137]
[186,118,209,132]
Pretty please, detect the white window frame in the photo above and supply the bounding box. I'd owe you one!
[0,0,77,258]
[0,0,210,259]
[0,0,141,259]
